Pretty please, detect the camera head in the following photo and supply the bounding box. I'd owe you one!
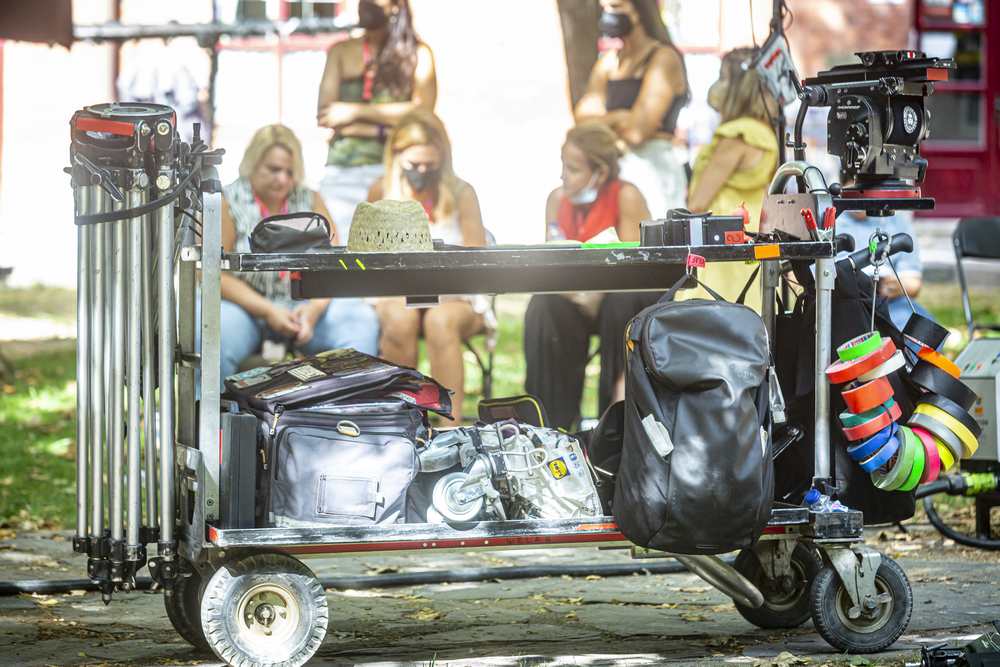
[802,50,955,190]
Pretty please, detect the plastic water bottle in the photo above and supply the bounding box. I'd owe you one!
[546,221,566,242]
[805,489,848,513]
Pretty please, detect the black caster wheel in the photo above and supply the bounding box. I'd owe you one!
[810,553,912,654]
[733,541,822,629]
[164,559,209,650]
[200,553,328,667]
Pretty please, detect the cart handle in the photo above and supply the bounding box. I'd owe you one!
[836,232,913,273]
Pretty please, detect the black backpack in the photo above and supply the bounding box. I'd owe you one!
[614,273,774,555]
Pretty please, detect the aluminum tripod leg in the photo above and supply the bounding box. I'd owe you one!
[74,187,91,542]
[125,183,147,577]
[89,192,107,542]
[141,218,158,530]
[109,204,127,552]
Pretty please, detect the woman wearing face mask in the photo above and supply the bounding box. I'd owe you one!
[684,47,779,310]
[210,125,380,390]
[317,0,436,240]
[524,123,656,431]
[368,109,487,423]
[575,0,689,220]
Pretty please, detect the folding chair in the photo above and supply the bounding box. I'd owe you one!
[953,217,1000,341]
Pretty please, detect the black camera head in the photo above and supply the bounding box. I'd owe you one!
[803,50,955,190]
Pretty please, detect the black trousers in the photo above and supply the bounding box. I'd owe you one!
[524,291,661,430]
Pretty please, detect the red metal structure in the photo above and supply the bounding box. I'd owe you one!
[915,0,999,217]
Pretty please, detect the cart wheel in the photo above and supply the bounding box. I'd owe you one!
[733,542,822,629]
[200,553,328,667]
[164,560,209,650]
[810,554,912,654]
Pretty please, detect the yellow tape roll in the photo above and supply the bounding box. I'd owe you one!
[913,403,979,459]
[937,441,955,472]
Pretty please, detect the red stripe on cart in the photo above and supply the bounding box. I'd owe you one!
[271,532,629,556]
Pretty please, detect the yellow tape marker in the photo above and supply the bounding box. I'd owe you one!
[356,259,366,270]
[754,244,780,259]
[339,259,347,270]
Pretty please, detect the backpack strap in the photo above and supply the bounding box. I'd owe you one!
[735,265,762,306]
[657,272,728,304]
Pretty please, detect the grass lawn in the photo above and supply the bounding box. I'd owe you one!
[0,281,996,530]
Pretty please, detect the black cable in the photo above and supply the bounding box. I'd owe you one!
[0,556,735,597]
[74,156,205,226]
[922,495,1000,551]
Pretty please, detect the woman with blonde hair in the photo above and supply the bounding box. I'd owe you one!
[368,109,487,422]
[524,122,657,430]
[684,47,779,310]
[210,124,379,389]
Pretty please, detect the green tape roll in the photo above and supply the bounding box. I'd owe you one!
[840,398,896,429]
[897,427,925,492]
[870,424,915,491]
[837,331,882,362]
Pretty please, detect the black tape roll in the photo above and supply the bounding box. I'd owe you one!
[917,391,983,440]
[908,360,977,411]
[902,314,950,350]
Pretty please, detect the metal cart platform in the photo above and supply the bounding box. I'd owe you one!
[69,103,911,667]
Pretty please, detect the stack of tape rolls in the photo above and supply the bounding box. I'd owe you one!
[826,332,913,487]
[901,314,981,476]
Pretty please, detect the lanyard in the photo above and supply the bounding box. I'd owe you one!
[362,40,374,102]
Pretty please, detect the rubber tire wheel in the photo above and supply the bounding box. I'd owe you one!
[733,542,823,629]
[164,560,209,650]
[810,554,913,654]
[200,553,328,667]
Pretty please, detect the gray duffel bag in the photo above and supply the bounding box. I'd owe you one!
[262,400,424,527]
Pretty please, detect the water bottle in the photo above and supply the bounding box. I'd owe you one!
[546,221,566,242]
[804,489,848,513]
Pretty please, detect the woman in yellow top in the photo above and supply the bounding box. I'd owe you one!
[686,47,779,311]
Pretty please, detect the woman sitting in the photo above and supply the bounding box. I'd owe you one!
[524,122,656,430]
[215,125,380,388]
[574,0,689,218]
[368,109,487,423]
[685,47,779,310]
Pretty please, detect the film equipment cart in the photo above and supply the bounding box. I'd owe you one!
[70,102,918,666]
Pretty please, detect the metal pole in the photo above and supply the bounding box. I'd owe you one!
[75,186,92,540]
[141,215,158,530]
[158,188,176,545]
[90,191,107,540]
[125,180,146,551]
[814,256,835,482]
[199,168,223,521]
[109,201,127,545]
[760,259,779,346]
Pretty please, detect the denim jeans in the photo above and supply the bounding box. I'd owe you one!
[197,297,380,393]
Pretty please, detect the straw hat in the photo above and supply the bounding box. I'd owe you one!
[347,200,433,252]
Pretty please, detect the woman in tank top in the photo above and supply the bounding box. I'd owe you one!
[367,110,487,424]
[575,0,689,219]
[317,0,436,240]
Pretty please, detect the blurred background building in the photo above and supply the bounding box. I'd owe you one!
[0,0,993,287]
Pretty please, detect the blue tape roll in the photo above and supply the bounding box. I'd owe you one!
[846,422,897,461]
[859,430,901,473]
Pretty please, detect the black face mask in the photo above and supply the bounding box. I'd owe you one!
[598,11,633,38]
[358,0,388,30]
[402,167,440,193]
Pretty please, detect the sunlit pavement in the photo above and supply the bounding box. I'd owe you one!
[2,525,999,666]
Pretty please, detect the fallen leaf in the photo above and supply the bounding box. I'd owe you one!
[681,587,710,593]
[403,607,444,621]
[37,599,60,606]
[565,611,576,618]
[847,657,871,666]
[585,575,602,580]
[564,597,583,604]
[697,633,733,647]
[711,603,735,612]
[680,613,709,622]
[754,651,808,667]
